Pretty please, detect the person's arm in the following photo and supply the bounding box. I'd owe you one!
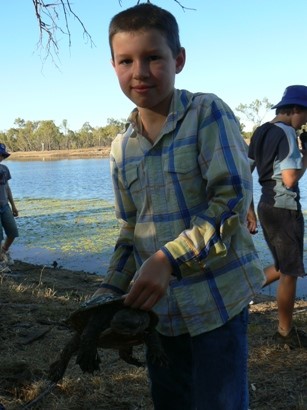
[160,99,253,277]
[282,151,307,188]
[94,142,138,298]
[6,183,18,217]
[247,145,258,234]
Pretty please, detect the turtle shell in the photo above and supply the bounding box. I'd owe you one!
[67,293,158,337]
[67,294,124,333]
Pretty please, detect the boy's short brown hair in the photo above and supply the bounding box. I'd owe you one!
[109,3,182,59]
[276,105,307,115]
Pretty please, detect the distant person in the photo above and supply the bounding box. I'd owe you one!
[0,144,18,268]
[248,85,307,348]
[91,4,265,409]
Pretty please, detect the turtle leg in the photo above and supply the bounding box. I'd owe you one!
[48,332,81,382]
[76,311,109,373]
[118,347,144,367]
[144,330,169,367]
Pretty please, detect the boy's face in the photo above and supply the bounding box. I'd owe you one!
[111,29,185,114]
[291,107,307,130]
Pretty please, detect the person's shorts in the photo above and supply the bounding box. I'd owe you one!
[0,204,19,242]
[257,201,305,277]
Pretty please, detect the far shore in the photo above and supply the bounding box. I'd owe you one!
[8,146,111,160]
[7,137,252,161]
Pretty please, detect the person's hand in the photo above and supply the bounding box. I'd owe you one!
[12,206,18,217]
[246,206,258,235]
[124,250,173,311]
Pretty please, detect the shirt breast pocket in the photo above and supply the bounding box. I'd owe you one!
[121,163,144,202]
[163,147,205,202]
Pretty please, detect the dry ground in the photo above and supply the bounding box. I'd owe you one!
[9,147,111,161]
[1,262,307,410]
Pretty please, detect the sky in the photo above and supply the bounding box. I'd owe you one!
[1,0,307,133]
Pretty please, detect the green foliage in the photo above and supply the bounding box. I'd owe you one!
[1,118,126,152]
[242,131,253,141]
[235,97,273,130]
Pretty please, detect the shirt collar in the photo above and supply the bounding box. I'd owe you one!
[125,89,196,138]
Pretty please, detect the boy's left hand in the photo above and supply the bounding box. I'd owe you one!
[124,250,173,311]
[247,206,258,235]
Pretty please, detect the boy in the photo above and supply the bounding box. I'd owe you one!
[0,143,18,268]
[249,85,307,348]
[95,4,264,409]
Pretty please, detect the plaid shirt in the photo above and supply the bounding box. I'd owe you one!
[101,89,265,336]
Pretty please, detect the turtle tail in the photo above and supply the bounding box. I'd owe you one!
[48,332,81,383]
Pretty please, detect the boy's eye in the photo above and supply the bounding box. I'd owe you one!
[119,59,132,65]
[148,55,160,61]
[117,55,161,65]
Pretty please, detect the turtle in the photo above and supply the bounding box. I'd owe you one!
[48,293,168,383]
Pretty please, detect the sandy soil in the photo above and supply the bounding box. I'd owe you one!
[0,261,307,410]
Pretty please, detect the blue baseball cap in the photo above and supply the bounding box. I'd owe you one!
[272,85,307,109]
[0,144,10,158]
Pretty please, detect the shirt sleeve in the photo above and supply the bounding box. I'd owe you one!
[161,97,253,278]
[100,148,138,293]
[278,127,302,170]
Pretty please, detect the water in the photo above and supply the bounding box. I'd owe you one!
[6,157,307,298]
[9,158,114,202]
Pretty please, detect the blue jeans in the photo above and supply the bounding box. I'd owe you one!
[147,308,249,410]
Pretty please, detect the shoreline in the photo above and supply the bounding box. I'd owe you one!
[8,146,111,160]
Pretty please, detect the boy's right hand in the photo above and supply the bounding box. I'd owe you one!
[124,250,173,311]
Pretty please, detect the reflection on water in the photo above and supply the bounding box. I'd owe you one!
[7,158,307,298]
[9,158,114,202]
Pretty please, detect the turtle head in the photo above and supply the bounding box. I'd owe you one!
[110,308,150,335]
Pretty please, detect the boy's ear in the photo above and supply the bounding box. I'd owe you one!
[175,47,186,74]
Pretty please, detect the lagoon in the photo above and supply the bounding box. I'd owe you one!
[7,157,307,298]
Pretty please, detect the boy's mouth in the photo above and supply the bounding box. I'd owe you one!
[132,84,153,92]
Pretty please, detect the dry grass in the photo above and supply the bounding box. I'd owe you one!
[0,261,307,410]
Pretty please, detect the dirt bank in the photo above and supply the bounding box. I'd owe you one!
[8,147,111,161]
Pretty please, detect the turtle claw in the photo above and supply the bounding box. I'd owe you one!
[148,351,169,368]
[76,348,101,373]
[119,347,144,367]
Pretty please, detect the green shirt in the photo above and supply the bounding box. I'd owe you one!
[102,89,265,336]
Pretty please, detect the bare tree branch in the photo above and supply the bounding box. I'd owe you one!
[31,0,195,65]
[32,0,95,64]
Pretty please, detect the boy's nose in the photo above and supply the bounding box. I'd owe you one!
[133,61,149,79]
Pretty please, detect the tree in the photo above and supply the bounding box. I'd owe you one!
[32,0,94,64]
[31,1,193,62]
[9,119,40,151]
[235,98,273,131]
[34,120,61,150]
